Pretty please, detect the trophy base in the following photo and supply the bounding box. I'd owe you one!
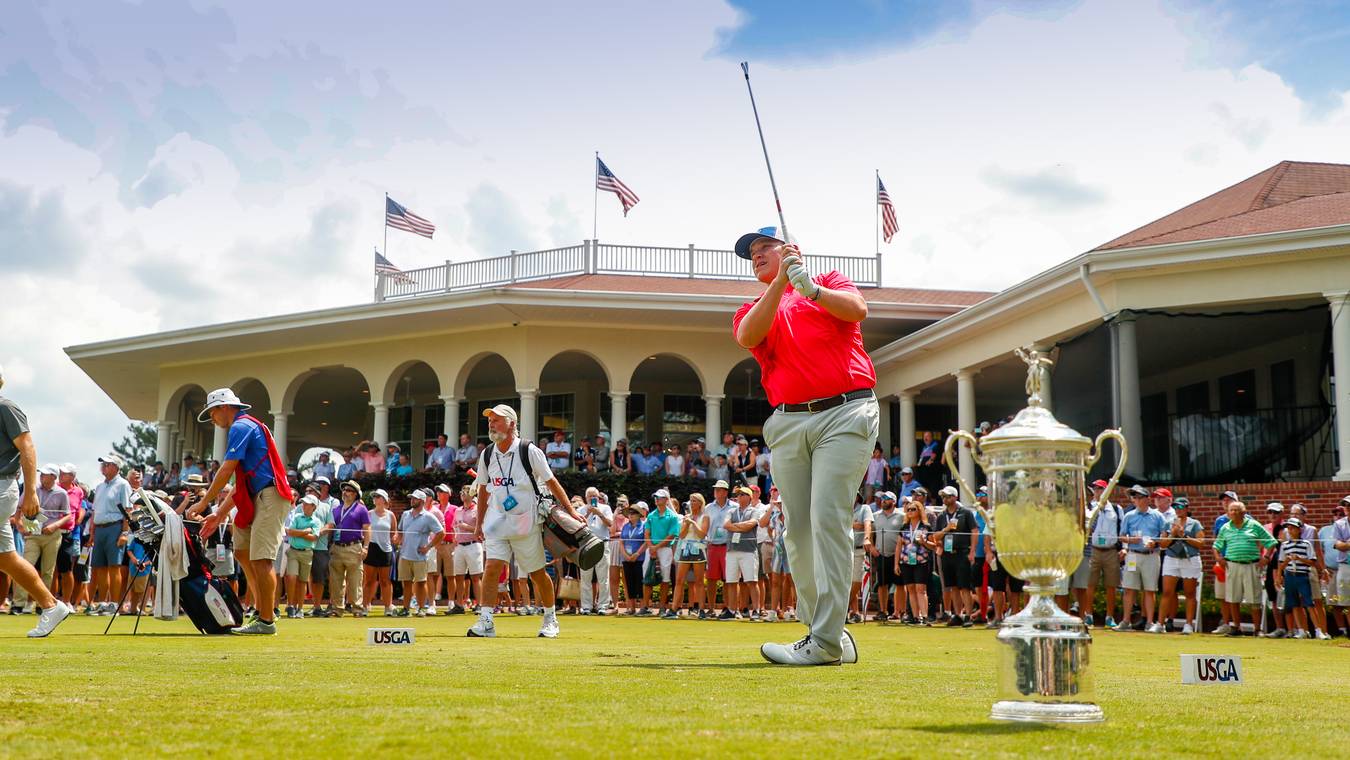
[991,700,1104,724]
[991,586,1104,724]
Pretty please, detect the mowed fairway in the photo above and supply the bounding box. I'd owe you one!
[0,612,1345,758]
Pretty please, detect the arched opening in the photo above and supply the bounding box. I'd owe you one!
[723,357,772,441]
[383,361,442,468]
[629,353,704,447]
[461,353,517,443]
[538,351,610,443]
[162,384,214,473]
[287,367,372,462]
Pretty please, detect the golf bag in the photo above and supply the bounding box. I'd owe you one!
[179,522,244,634]
[516,441,606,571]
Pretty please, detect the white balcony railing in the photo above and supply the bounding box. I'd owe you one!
[375,240,882,301]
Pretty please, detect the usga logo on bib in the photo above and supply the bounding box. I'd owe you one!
[1180,654,1242,684]
[367,628,415,646]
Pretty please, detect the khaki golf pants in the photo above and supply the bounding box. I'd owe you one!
[763,395,878,659]
[329,542,365,608]
[14,530,62,607]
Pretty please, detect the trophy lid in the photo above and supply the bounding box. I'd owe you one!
[978,348,1092,451]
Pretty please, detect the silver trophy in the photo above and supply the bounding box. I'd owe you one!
[944,347,1126,723]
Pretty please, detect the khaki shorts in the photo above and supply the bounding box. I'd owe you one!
[285,548,314,581]
[1087,547,1121,589]
[131,574,150,593]
[1224,561,1262,606]
[398,558,429,583]
[233,486,289,562]
[852,548,867,584]
[1122,551,1160,592]
[434,543,454,575]
[0,478,16,555]
[1335,565,1350,607]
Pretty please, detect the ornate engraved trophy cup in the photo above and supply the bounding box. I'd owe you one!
[943,347,1127,723]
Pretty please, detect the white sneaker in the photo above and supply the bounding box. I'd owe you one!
[538,610,560,639]
[841,628,858,665]
[1212,623,1231,635]
[27,602,74,638]
[760,635,842,666]
[1292,629,1307,639]
[763,610,779,623]
[467,613,496,638]
[416,608,427,618]
[424,605,438,616]
[1315,629,1331,640]
[1181,623,1194,635]
[1147,623,1165,634]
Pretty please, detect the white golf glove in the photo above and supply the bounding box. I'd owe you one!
[783,255,818,299]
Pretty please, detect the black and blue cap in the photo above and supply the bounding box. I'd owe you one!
[734,226,790,260]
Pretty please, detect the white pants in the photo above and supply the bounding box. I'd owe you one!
[580,541,611,611]
[763,396,879,659]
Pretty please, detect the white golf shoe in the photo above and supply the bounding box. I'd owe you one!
[841,627,858,664]
[538,609,560,638]
[27,601,74,638]
[467,612,496,638]
[760,635,842,666]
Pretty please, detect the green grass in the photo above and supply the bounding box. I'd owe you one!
[0,611,1345,758]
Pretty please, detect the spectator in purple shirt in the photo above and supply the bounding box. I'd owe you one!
[325,481,371,617]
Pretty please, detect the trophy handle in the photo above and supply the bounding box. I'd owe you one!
[1084,429,1128,525]
[942,430,988,518]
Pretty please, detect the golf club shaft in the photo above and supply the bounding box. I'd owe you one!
[740,61,788,241]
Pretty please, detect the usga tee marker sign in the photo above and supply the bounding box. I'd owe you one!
[1180,654,1243,685]
[367,628,415,646]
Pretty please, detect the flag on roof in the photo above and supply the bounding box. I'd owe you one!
[374,250,414,284]
[877,175,898,244]
[385,196,436,239]
[596,157,639,216]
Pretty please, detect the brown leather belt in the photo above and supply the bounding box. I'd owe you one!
[777,388,875,414]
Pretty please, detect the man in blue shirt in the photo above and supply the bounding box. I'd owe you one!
[192,388,294,635]
[1117,499,1167,633]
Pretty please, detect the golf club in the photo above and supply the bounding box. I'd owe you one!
[740,61,788,242]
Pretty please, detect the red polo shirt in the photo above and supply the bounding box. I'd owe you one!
[733,270,876,406]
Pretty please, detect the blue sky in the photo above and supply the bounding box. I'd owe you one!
[3,0,1350,472]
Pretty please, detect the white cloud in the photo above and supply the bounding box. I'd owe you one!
[4,0,1350,475]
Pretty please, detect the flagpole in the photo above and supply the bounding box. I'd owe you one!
[592,151,599,241]
[383,192,389,260]
[875,170,880,255]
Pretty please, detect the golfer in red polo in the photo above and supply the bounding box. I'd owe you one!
[733,227,879,665]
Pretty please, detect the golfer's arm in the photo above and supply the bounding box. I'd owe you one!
[735,282,787,348]
[813,286,868,323]
[200,459,240,507]
[14,432,37,497]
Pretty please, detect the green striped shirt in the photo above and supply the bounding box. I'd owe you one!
[1214,518,1276,562]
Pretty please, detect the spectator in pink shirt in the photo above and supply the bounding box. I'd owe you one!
[448,485,484,614]
[359,442,385,475]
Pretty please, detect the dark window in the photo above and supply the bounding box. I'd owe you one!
[662,395,705,445]
[1270,360,1296,407]
[600,392,647,444]
[1218,370,1256,413]
[537,394,575,439]
[729,397,774,438]
[388,406,413,454]
[475,397,519,444]
[423,405,444,445]
[1175,382,1209,416]
[1140,392,1168,478]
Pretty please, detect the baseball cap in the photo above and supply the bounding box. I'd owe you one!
[1284,516,1303,529]
[98,452,125,468]
[1172,500,1190,511]
[878,491,896,501]
[653,488,670,499]
[318,451,330,458]
[734,225,796,260]
[313,475,331,486]
[631,501,649,514]
[386,442,401,451]
[197,387,252,422]
[1127,484,1149,497]
[713,480,730,490]
[59,463,77,474]
[939,485,959,497]
[1091,479,1109,489]
[1340,495,1350,506]
[733,485,754,497]
[1152,487,1172,499]
[1266,502,1284,513]
[1221,490,1240,501]
[435,483,452,493]
[901,467,913,475]
[975,485,988,496]
[38,463,59,476]
[300,494,320,507]
[409,488,428,502]
[371,488,390,501]
[1173,496,1189,507]
[482,404,519,423]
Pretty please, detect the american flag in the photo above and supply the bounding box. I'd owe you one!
[385,196,436,239]
[877,175,898,243]
[374,250,414,284]
[596,157,639,216]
